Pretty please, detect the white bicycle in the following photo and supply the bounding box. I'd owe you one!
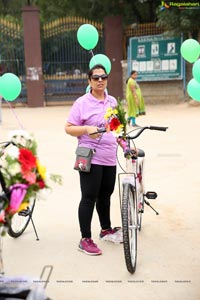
[117,125,168,274]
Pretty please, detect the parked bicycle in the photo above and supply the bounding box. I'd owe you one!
[0,265,53,299]
[0,141,39,240]
[117,125,168,274]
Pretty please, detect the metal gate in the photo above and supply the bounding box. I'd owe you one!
[42,16,105,103]
[0,18,26,103]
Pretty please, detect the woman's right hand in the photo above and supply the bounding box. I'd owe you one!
[86,126,102,139]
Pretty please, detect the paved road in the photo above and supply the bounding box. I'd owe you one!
[1,102,200,300]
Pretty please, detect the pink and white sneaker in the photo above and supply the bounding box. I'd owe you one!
[99,227,123,244]
[78,238,102,256]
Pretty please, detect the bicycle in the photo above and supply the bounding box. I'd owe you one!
[0,141,39,240]
[117,125,168,274]
[0,265,53,299]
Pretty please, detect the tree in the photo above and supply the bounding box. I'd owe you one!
[0,0,161,24]
[37,0,161,24]
[0,0,199,39]
[156,5,200,39]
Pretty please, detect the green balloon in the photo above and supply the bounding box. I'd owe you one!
[192,59,200,83]
[89,54,112,74]
[77,24,99,50]
[0,73,22,101]
[180,39,200,63]
[86,85,91,93]
[187,78,200,101]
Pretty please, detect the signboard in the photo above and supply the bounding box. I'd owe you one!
[128,34,184,81]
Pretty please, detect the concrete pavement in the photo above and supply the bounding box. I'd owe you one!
[0,102,200,300]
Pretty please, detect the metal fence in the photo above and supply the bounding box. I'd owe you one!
[0,18,165,104]
[42,16,104,102]
[0,18,26,103]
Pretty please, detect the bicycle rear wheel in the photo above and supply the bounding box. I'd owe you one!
[121,182,137,274]
[8,197,36,238]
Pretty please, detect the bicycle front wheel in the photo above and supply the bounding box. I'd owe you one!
[121,182,137,274]
[8,197,36,238]
[137,159,145,231]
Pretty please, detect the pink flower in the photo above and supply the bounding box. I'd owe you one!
[22,170,37,184]
[8,183,28,214]
[0,210,5,223]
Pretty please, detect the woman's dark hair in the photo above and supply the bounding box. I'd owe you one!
[126,70,137,83]
[88,64,107,80]
[130,70,137,76]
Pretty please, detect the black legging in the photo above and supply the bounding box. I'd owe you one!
[78,164,116,238]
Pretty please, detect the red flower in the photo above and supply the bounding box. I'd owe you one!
[109,117,121,131]
[19,148,37,172]
[37,179,46,189]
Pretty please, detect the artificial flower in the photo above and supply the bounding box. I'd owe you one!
[22,170,36,184]
[104,105,124,135]
[17,201,29,212]
[19,148,37,172]
[109,117,121,131]
[6,145,19,159]
[36,159,46,180]
[0,130,62,235]
[37,179,45,189]
[7,162,21,177]
[0,210,5,223]
[8,183,28,213]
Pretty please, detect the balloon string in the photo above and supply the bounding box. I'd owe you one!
[89,50,95,57]
[89,50,97,65]
[5,100,24,129]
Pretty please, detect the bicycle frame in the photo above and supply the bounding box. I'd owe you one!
[118,149,145,212]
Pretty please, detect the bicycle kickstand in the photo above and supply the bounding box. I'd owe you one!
[30,216,40,241]
[144,200,159,215]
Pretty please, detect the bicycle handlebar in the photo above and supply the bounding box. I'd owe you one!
[120,126,168,140]
[149,126,168,132]
[90,125,168,137]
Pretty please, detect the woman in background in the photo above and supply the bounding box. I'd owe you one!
[126,70,146,126]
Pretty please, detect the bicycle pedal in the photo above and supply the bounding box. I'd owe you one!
[144,191,157,199]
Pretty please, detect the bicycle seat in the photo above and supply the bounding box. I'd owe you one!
[137,149,145,157]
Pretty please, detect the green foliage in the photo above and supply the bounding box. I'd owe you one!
[0,0,199,37]
[49,173,63,185]
[156,6,200,38]
[0,0,161,25]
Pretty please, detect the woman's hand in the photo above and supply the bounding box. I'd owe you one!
[86,126,103,139]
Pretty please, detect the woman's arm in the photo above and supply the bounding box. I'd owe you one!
[130,81,139,105]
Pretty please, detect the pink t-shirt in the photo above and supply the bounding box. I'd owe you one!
[67,91,118,166]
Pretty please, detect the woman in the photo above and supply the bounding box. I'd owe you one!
[126,70,146,126]
[65,64,122,256]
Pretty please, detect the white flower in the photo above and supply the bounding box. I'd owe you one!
[8,161,21,176]
[8,130,33,146]
[6,145,19,159]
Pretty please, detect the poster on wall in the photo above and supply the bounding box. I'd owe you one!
[128,34,184,81]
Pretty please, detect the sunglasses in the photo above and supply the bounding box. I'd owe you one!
[91,74,108,81]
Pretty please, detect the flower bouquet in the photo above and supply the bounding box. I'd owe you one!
[104,98,127,136]
[0,130,62,236]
